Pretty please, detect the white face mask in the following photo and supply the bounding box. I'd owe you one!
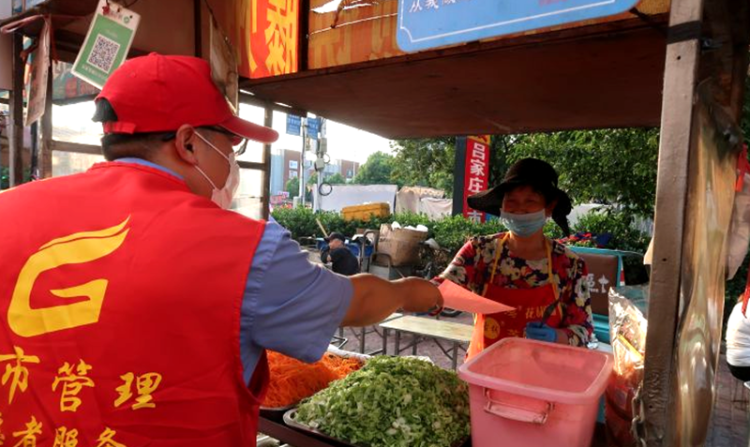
[193,132,240,210]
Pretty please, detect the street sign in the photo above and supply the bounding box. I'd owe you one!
[286,114,302,136]
[306,118,320,137]
[397,0,641,53]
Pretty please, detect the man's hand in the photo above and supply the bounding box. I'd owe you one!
[394,277,443,313]
[342,275,443,327]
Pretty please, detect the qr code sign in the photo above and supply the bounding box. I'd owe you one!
[87,34,121,73]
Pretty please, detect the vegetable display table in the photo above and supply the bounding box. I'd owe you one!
[379,316,473,369]
[258,412,608,446]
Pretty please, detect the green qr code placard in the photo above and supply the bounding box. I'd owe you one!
[72,0,140,89]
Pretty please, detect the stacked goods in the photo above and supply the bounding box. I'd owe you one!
[263,351,363,408]
[296,356,470,447]
[606,287,649,447]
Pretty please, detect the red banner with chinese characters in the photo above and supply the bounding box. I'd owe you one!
[463,136,491,223]
[232,0,299,79]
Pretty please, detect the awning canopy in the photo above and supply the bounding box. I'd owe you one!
[242,16,668,139]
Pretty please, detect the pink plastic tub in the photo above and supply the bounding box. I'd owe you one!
[458,338,613,447]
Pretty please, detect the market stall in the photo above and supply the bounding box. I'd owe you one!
[1,0,749,446]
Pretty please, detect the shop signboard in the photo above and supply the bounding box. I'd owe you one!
[463,135,491,223]
[397,0,642,52]
[230,0,300,79]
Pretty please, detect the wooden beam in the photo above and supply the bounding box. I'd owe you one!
[237,160,266,171]
[238,92,307,117]
[50,140,101,156]
[194,0,203,58]
[298,0,310,73]
[41,62,54,178]
[261,105,273,220]
[52,94,98,106]
[8,32,24,187]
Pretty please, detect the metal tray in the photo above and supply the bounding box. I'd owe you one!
[283,409,469,447]
[259,403,296,418]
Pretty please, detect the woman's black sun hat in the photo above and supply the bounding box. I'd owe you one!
[466,158,573,235]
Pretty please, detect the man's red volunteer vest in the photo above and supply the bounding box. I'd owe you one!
[0,162,268,447]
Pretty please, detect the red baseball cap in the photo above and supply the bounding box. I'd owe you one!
[95,53,279,143]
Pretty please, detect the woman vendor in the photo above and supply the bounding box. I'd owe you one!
[438,158,594,360]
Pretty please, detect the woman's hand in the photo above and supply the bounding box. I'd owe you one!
[525,322,557,342]
[525,322,570,345]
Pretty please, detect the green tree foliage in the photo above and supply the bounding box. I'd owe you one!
[285,177,300,198]
[390,138,456,195]
[507,129,660,218]
[310,172,347,185]
[353,152,396,185]
[389,131,659,217]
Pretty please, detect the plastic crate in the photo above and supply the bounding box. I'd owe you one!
[341,203,390,221]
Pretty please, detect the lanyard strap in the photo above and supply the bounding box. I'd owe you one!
[485,233,560,301]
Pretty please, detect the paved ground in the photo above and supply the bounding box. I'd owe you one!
[706,358,750,446]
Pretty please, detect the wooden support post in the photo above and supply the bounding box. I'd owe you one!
[29,121,38,179]
[642,0,704,445]
[8,32,24,187]
[40,62,53,178]
[261,104,273,220]
[639,0,750,443]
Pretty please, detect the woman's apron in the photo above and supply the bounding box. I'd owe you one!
[466,234,563,361]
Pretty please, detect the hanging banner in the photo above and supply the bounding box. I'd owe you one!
[209,13,239,111]
[25,16,50,126]
[397,0,642,53]
[463,135,491,223]
[72,0,140,89]
[232,0,299,79]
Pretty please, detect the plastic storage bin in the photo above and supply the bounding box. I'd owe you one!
[593,313,611,344]
[341,203,390,221]
[458,338,613,447]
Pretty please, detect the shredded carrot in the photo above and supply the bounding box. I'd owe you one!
[262,351,363,408]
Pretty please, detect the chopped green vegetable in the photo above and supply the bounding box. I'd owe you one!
[296,356,470,447]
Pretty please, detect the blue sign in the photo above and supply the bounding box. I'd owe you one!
[397,0,640,53]
[286,114,301,136]
[306,118,321,137]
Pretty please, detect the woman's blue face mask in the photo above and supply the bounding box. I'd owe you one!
[500,209,548,238]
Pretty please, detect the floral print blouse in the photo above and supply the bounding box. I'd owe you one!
[439,233,594,346]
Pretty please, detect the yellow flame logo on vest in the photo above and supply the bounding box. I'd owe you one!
[8,217,131,338]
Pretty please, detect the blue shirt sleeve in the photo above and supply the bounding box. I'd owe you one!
[240,221,354,384]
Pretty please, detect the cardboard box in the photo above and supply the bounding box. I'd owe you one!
[374,223,428,267]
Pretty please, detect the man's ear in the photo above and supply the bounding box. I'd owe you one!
[174,124,199,165]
